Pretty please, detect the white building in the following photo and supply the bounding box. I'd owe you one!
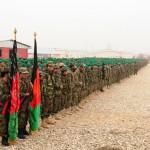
[85,50,135,58]
[28,48,136,59]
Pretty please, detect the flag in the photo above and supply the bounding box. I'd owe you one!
[29,35,41,133]
[8,38,20,143]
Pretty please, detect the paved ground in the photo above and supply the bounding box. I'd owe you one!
[1,65,150,150]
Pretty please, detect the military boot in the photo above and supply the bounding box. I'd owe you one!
[18,128,26,139]
[66,107,72,115]
[100,89,104,92]
[22,128,29,135]
[1,136,10,146]
[70,106,75,112]
[60,109,67,116]
[54,114,62,120]
[75,106,80,111]
[78,104,83,109]
[41,119,49,128]
[46,117,56,125]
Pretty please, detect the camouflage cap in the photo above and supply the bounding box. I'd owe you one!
[47,63,54,67]
[80,63,86,68]
[53,64,59,69]
[61,67,68,72]
[72,65,77,70]
[39,71,45,77]
[19,67,29,74]
[47,61,53,64]
[69,62,75,68]
[59,63,66,67]
[47,61,54,67]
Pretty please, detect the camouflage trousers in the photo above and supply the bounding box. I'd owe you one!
[78,88,86,101]
[53,95,61,113]
[61,94,66,109]
[91,83,95,93]
[0,114,9,136]
[78,87,82,103]
[18,106,29,129]
[66,91,72,108]
[41,96,53,119]
[93,82,98,91]
[72,91,78,106]
[88,84,92,94]
[99,80,103,90]
[62,90,73,109]
[134,69,138,75]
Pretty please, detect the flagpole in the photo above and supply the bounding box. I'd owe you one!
[14,28,17,41]
[34,32,37,39]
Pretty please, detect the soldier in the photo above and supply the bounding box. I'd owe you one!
[72,65,83,111]
[0,61,7,79]
[18,68,32,139]
[61,67,70,115]
[45,62,54,76]
[44,72,55,125]
[98,65,104,92]
[66,63,75,114]
[40,71,49,128]
[134,62,138,75]
[52,65,63,120]
[87,65,93,94]
[44,62,56,124]
[117,63,121,83]
[78,63,86,105]
[0,67,11,146]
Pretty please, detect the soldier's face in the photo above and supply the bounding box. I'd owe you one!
[63,71,68,75]
[21,73,28,79]
[40,76,44,80]
[1,62,5,66]
[48,66,53,71]
[7,73,10,78]
[54,68,57,73]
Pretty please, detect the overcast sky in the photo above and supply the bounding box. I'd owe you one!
[1,0,150,54]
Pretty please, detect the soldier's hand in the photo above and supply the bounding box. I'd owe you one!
[60,85,63,89]
[25,93,30,96]
[80,82,83,87]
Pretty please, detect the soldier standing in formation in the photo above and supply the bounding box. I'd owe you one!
[0,58,148,146]
[18,67,32,139]
[0,67,11,146]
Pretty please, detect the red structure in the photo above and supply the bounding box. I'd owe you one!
[0,40,31,59]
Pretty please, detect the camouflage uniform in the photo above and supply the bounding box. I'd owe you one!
[134,63,138,75]
[52,66,63,113]
[44,64,54,116]
[61,68,70,109]
[86,67,93,94]
[0,78,11,137]
[67,69,75,108]
[40,72,53,119]
[19,78,32,129]
[78,65,86,101]
[44,74,54,117]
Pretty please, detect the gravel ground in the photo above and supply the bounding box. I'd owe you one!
[1,65,150,150]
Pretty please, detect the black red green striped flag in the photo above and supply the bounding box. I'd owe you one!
[29,33,41,133]
[8,31,20,144]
